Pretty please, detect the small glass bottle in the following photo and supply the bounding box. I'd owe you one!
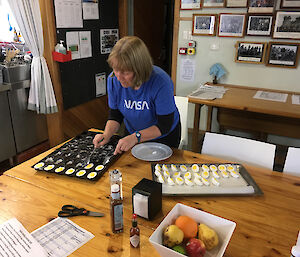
[130,214,140,248]
[110,169,123,233]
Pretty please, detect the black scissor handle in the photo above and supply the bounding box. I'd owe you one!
[58,205,88,217]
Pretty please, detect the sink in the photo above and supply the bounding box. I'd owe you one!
[1,64,31,83]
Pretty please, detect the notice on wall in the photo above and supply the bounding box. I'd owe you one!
[180,58,195,82]
[66,31,92,60]
[0,218,47,257]
[79,31,92,58]
[82,1,99,20]
[54,0,83,28]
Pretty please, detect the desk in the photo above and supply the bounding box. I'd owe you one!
[3,130,300,257]
[188,83,300,153]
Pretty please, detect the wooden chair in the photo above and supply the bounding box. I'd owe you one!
[174,96,188,149]
[201,132,276,170]
[283,147,300,176]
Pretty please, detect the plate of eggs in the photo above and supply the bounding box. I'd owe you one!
[151,163,263,196]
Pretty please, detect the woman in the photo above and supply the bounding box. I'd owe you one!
[93,36,181,155]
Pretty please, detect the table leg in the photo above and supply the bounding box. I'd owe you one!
[207,106,212,132]
[192,104,202,152]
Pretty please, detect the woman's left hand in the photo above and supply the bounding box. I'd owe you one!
[114,134,137,155]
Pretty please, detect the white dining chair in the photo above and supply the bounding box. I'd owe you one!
[174,96,189,149]
[201,132,276,170]
[283,147,300,176]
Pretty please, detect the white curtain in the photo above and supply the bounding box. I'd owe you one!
[8,0,58,114]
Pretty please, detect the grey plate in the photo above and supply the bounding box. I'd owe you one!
[131,142,173,161]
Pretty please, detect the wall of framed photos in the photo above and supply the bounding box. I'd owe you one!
[174,0,300,139]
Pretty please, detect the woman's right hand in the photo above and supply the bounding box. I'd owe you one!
[93,133,110,148]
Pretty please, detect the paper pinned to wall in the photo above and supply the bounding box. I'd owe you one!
[79,31,92,59]
[54,0,83,28]
[180,58,195,82]
[66,31,92,59]
[83,1,99,20]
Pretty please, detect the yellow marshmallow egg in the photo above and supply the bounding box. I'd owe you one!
[84,163,94,169]
[65,168,75,175]
[192,164,200,172]
[180,165,187,172]
[95,165,104,171]
[55,166,65,173]
[44,165,55,171]
[87,172,97,179]
[201,164,209,172]
[76,170,86,177]
[34,162,44,169]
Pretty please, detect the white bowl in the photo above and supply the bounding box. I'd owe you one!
[149,203,236,257]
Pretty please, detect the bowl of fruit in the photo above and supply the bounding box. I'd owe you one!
[149,203,236,257]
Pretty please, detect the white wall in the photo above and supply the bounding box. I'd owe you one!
[175,6,300,146]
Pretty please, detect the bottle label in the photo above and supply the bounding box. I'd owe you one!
[130,234,140,248]
[113,204,123,230]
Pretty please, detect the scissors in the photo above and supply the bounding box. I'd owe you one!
[58,205,104,218]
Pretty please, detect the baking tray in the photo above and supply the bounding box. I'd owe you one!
[151,163,263,196]
[32,131,122,181]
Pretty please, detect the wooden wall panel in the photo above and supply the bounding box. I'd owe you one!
[39,0,127,144]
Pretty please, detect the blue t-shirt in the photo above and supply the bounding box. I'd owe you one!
[107,65,179,139]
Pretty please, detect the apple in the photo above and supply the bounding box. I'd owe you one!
[185,238,206,257]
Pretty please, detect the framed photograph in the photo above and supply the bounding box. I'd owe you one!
[192,14,217,36]
[280,0,300,9]
[226,0,248,7]
[248,0,275,13]
[246,14,273,36]
[202,0,225,8]
[180,0,201,9]
[266,42,300,68]
[218,13,246,37]
[235,41,267,64]
[273,11,300,40]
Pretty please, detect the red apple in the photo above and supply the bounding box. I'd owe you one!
[185,238,206,257]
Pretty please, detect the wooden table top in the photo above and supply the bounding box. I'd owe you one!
[2,131,300,256]
[188,83,300,119]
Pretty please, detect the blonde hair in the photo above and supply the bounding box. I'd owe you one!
[107,36,153,88]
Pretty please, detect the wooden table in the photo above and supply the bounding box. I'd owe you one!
[2,130,300,256]
[188,83,300,152]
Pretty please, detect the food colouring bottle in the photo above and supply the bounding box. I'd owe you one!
[130,213,140,248]
[110,169,123,233]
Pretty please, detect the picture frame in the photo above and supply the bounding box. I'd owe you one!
[202,0,225,8]
[266,42,300,68]
[246,14,273,36]
[225,0,248,7]
[248,0,275,13]
[180,0,202,9]
[235,41,267,64]
[280,0,300,9]
[192,14,218,36]
[272,11,300,40]
[218,13,246,37]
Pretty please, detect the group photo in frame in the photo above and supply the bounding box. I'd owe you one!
[218,13,246,37]
[202,0,225,8]
[246,14,273,36]
[192,14,217,36]
[226,0,248,7]
[266,42,300,68]
[235,41,267,64]
[280,0,300,9]
[248,0,275,13]
[180,0,202,9]
[272,11,300,40]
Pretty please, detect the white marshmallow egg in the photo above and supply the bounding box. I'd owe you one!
[155,170,162,177]
[218,165,226,172]
[194,172,202,179]
[167,177,176,186]
[173,172,181,178]
[191,164,200,173]
[212,170,220,178]
[175,177,184,185]
[155,164,161,171]
[84,163,94,169]
[221,170,229,178]
[171,164,178,172]
[162,164,169,172]
[185,178,194,186]
[184,172,192,180]
[201,170,210,179]
[210,165,218,172]
[44,165,55,171]
[211,177,220,186]
[158,175,165,184]
[194,177,203,186]
[95,165,104,171]
[180,165,187,172]
[34,162,44,169]
[201,177,210,186]
[76,170,86,177]
[201,164,209,172]
[230,170,240,178]
[55,166,65,173]
[227,165,235,173]
[164,170,170,178]
[65,168,75,175]
[87,172,97,179]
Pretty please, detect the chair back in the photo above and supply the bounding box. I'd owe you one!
[283,147,300,176]
[174,96,188,149]
[201,132,276,170]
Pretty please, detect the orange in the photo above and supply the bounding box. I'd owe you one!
[175,215,198,239]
